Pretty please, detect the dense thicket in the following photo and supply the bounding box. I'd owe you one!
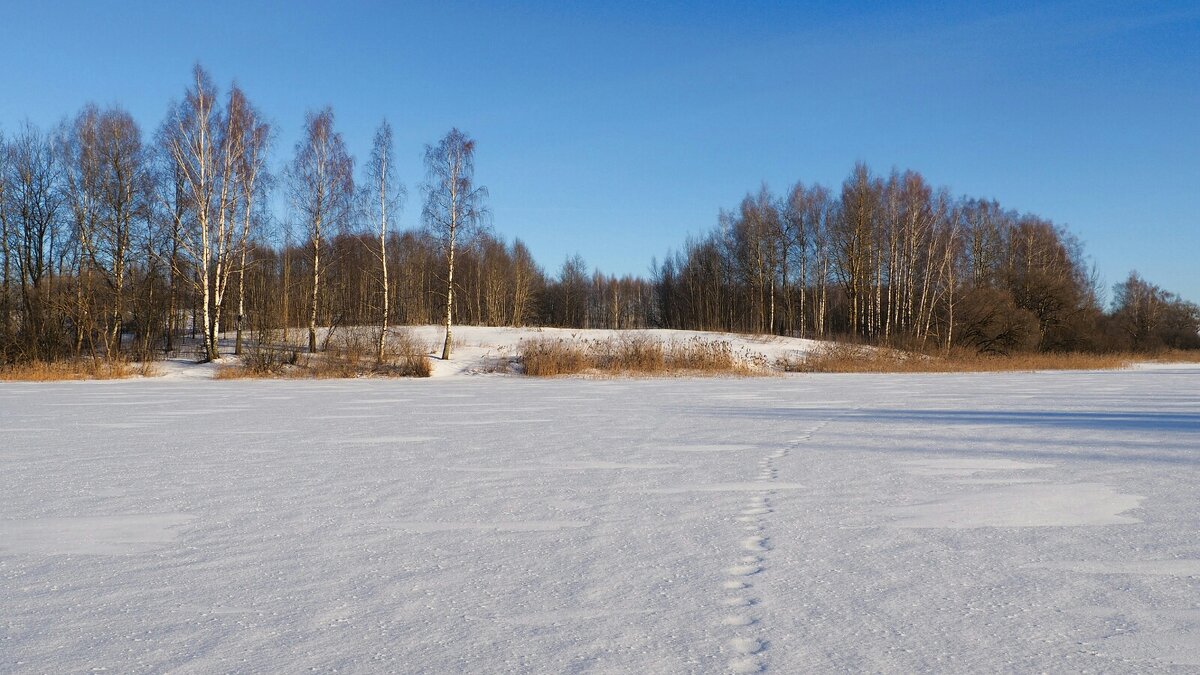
[1,67,1196,365]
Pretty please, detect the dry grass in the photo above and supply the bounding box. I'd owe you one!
[213,364,271,380]
[216,327,431,379]
[378,328,433,377]
[0,359,159,381]
[519,338,589,376]
[782,343,1139,373]
[519,334,759,377]
[1148,349,1200,364]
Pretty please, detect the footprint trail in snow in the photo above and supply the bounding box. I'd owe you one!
[716,416,839,672]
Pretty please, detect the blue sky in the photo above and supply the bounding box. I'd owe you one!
[2,1,1198,302]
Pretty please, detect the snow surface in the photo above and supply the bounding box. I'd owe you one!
[401,326,823,379]
[2,363,1199,672]
[153,325,825,380]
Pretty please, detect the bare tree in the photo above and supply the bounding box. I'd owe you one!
[151,117,188,354]
[6,122,66,360]
[735,186,781,335]
[0,130,11,360]
[289,107,353,353]
[833,163,881,337]
[423,128,486,360]
[231,90,270,356]
[164,66,247,361]
[366,119,404,363]
[510,239,537,326]
[62,105,150,357]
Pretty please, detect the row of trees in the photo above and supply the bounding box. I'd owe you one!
[647,166,1198,353]
[2,66,1196,367]
[0,65,491,365]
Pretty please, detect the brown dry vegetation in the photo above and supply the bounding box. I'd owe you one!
[1148,349,1200,364]
[216,328,432,379]
[0,359,160,381]
[782,343,1142,373]
[519,334,761,377]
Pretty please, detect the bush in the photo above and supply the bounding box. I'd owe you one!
[955,287,1039,355]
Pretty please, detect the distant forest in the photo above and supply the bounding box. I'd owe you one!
[1,66,1197,366]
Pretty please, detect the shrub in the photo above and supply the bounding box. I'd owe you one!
[379,328,433,377]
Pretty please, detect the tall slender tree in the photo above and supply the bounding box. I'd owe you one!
[422,128,486,360]
[289,107,353,353]
[366,120,404,363]
[231,89,270,356]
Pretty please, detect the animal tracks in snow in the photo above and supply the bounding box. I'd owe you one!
[711,418,830,673]
[648,482,804,495]
[741,535,768,553]
[711,413,849,672]
[727,564,761,576]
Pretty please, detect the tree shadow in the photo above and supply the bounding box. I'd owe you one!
[709,405,1200,434]
[704,405,1200,467]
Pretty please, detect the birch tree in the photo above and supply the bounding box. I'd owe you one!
[833,164,879,337]
[289,107,353,353]
[231,90,270,356]
[164,66,247,361]
[783,183,814,337]
[366,119,404,363]
[422,128,486,360]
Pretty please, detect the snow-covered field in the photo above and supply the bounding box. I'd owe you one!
[2,365,1199,672]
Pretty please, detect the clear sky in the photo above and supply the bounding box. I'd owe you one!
[2,1,1197,303]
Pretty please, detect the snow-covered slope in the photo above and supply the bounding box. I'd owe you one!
[2,366,1199,671]
[156,325,827,379]
[415,326,825,378]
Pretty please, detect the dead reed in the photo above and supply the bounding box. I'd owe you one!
[519,334,755,376]
[783,343,1138,373]
[0,359,159,381]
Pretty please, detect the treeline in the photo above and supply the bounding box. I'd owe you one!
[649,167,1200,353]
[543,167,1198,354]
[1,66,1196,366]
